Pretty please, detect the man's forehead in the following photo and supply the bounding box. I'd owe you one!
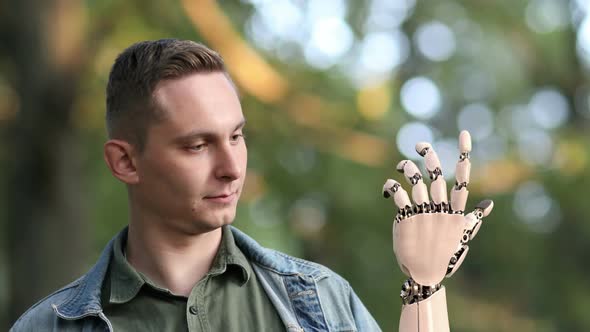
[152,72,242,119]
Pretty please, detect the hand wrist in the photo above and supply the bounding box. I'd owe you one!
[400,278,442,305]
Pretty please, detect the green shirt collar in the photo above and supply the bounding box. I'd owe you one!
[208,225,252,283]
[108,225,251,304]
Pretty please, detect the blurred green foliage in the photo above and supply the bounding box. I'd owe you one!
[1,0,590,331]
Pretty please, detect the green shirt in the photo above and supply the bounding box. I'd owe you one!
[101,226,285,332]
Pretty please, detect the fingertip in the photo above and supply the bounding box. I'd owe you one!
[476,199,494,217]
[459,130,472,153]
[415,142,432,156]
[382,179,397,198]
[396,160,408,173]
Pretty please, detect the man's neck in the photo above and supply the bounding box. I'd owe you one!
[125,218,223,297]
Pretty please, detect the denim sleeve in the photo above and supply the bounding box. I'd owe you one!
[349,286,382,332]
[10,301,58,332]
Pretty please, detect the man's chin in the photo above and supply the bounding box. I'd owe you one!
[196,213,236,230]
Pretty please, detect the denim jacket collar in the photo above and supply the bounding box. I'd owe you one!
[52,235,114,320]
[38,225,381,332]
[52,226,327,319]
[230,227,330,281]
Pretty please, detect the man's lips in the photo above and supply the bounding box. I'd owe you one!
[203,191,237,204]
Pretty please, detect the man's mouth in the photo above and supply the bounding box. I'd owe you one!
[203,191,237,204]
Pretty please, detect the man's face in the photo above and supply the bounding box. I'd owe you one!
[132,72,247,234]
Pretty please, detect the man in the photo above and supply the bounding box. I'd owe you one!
[10,39,380,331]
[11,39,493,332]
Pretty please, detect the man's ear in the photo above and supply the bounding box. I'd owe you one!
[104,139,140,184]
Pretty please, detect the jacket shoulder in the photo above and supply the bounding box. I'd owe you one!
[257,246,382,331]
[269,247,348,281]
[231,226,346,281]
[10,277,84,331]
[231,227,382,330]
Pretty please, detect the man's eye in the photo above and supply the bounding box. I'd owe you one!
[188,144,206,151]
[231,133,245,142]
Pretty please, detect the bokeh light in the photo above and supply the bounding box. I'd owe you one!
[513,181,561,233]
[528,88,570,129]
[364,0,416,31]
[457,103,494,141]
[304,17,354,69]
[346,30,410,87]
[576,15,590,67]
[414,21,456,61]
[245,0,305,51]
[359,31,409,74]
[400,76,442,119]
[502,105,537,135]
[516,129,554,166]
[396,122,434,159]
[306,0,347,21]
[525,0,569,33]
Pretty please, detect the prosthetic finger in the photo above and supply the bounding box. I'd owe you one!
[467,199,494,240]
[446,199,494,277]
[416,142,448,210]
[445,245,469,278]
[383,179,412,208]
[383,179,413,222]
[415,142,443,180]
[450,131,472,213]
[396,160,429,207]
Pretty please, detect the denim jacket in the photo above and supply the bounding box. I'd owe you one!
[11,227,382,332]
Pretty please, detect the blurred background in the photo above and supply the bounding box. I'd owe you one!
[1,0,589,331]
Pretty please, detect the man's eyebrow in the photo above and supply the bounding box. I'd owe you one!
[173,118,246,143]
[234,118,246,131]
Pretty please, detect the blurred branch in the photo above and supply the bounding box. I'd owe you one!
[181,0,391,168]
[181,0,288,103]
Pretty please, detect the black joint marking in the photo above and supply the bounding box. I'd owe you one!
[383,183,400,198]
[454,182,468,190]
[410,174,422,185]
[428,202,435,213]
[396,161,408,173]
[429,168,443,180]
[435,203,443,213]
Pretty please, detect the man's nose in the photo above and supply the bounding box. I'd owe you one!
[214,144,242,181]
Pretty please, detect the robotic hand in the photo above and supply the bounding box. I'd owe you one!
[382,131,494,332]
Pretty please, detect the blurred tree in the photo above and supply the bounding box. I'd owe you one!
[0,0,102,326]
